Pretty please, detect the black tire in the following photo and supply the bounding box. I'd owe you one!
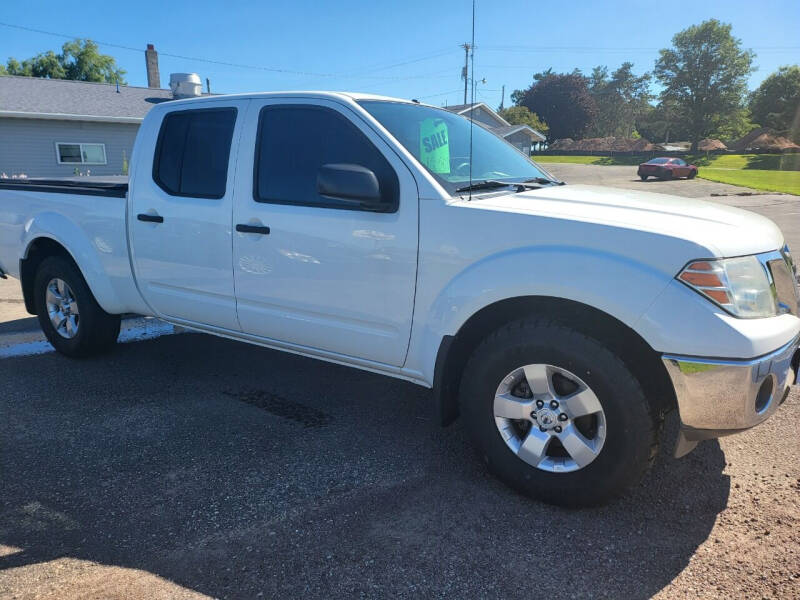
[639,175,648,181]
[34,256,121,357]
[688,169,697,179]
[459,319,660,508]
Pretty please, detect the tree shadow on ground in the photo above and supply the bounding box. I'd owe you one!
[0,334,729,599]
[743,153,800,171]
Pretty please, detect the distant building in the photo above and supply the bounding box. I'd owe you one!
[0,45,203,178]
[444,102,546,155]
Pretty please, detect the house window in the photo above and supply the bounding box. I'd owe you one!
[56,143,107,165]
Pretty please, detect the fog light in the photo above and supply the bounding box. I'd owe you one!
[755,377,773,413]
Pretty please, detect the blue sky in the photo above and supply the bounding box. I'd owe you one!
[1,0,798,108]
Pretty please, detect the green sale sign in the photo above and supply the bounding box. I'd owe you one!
[419,118,450,174]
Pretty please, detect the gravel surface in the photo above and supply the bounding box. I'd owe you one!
[0,163,798,599]
[0,334,798,599]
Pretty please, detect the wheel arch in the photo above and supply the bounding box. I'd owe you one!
[20,237,81,315]
[432,295,676,426]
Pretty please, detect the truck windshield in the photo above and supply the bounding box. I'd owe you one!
[358,100,554,195]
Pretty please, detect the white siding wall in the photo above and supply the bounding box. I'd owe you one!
[0,118,140,177]
[470,107,504,129]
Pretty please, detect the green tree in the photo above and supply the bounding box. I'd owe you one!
[513,72,597,141]
[587,62,652,138]
[749,65,800,140]
[654,19,754,151]
[4,39,125,84]
[497,105,549,136]
[4,57,32,76]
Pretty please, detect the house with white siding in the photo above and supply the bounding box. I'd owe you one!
[0,75,175,178]
[444,102,546,155]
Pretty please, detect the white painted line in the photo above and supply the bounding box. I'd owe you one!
[0,319,178,359]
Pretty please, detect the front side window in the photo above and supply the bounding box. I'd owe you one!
[153,107,237,198]
[56,143,107,165]
[358,101,552,195]
[254,104,398,211]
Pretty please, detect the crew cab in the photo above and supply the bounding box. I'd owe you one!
[0,92,798,507]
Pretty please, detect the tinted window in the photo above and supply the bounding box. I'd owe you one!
[254,105,398,211]
[358,100,552,195]
[674,158,687,166]
[646,158,670,164]
[153,108,236,198]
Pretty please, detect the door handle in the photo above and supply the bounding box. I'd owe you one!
[137,213,164,223]
[236,224,270,235]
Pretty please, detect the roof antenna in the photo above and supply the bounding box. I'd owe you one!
[468,0,476,201]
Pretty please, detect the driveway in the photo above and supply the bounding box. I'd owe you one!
[0,333,797,599]
[0,167,798,599]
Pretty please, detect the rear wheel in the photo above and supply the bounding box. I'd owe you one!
[639,175,648,181]
[34,256,121,357]
[459,319,660,507]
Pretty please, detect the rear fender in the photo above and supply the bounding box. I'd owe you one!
[21,212,127,314]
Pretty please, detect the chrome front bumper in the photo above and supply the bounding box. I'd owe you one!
[662,334,800,456]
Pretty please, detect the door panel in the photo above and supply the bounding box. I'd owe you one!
[232,99,419,367]
[129,101,247,330]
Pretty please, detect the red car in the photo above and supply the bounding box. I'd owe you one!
[637,157,698,181]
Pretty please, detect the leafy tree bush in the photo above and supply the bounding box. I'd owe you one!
[512,72,597,141]
[655,20,754,151]
[497,105,548,135]
[2,39,126,84]
[749,65,800,141]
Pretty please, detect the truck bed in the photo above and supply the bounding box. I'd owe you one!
[0,177,128,198]
[0,175,148,316]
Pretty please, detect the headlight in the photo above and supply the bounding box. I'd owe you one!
[678,256,776,318]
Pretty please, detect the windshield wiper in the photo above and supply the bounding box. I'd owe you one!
[455,180,519,193]
[524,177,566,186]
[456,178,564,195]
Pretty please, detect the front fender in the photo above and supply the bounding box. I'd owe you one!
[22,211,131,315]
[411,245,674,384]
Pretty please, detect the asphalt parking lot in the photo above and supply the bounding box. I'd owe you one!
[1,167,798,599]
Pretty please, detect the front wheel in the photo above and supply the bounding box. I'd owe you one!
[459,319,660,507]
[34,256,121,357]
[688,169,697,179]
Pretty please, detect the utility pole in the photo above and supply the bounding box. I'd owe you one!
[461,42,471,104]
[500,84,505,111]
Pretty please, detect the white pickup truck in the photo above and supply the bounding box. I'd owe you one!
[1,92,798,506]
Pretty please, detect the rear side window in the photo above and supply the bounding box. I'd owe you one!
[254,105,398,211]
[153,108,237,198]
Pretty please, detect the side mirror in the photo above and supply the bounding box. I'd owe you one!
[317,163,386,211]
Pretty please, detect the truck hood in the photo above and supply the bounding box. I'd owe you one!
[468,184,784,258]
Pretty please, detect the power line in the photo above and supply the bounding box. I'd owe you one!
[483,44,800,51]
[338,48,459,75]
[416,88,464,99]
[0,21,459,80]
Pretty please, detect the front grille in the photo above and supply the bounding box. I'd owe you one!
[768,256,799,316]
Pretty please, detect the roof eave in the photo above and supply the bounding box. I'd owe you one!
[0,110,144,124]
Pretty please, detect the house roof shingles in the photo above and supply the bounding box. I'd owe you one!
[444,102,545,143]
[0,75,174,122]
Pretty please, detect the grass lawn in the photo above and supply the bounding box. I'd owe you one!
[533,153,800,195]
[697,168,800,195]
